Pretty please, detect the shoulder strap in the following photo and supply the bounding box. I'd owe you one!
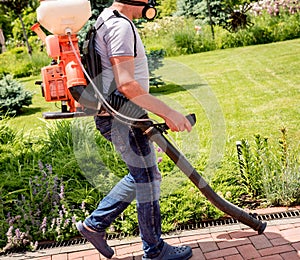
[95,10,137,57]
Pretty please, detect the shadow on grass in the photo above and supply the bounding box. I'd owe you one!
[150,83,206,95]
[19,106,42,116]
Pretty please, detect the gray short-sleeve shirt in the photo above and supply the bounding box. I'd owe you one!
[94,8,149,97]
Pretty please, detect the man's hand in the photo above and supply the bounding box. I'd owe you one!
[163,110,192,132]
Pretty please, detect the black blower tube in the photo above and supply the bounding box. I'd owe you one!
[143,124,267,234]
[69,85,99,110]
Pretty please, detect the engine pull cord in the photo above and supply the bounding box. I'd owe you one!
[67,32,156,125]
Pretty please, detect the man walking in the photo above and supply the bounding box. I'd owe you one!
[76,0,193,259]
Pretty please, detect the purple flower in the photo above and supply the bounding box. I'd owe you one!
[157,147,163,153]
[62,204,67,214]
[64,219,70,227]
[59,185,64,199]
[41,217,47,233]
[80,201,86,211]
[46,164,52,174]
[51,219,55,229]
[8,218,14,226]
[38,161,44,171]
[15,228,21,239]
[6,226,13,237]
[59,210,63,219]
[33,241,39,250]
[157,157,163,163]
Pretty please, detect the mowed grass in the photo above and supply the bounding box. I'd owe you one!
[9,39,300,151]
[8,75,61,134]
[154,39,300,148]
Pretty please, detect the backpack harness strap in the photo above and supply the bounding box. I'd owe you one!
[95,10,137,57]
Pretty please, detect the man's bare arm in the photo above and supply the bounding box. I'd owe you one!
[110,56,192,132]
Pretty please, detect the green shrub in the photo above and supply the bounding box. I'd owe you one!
[140,12,300,56]
[0,47,50,77]
[0,74,33,116]
[173,29,197,55]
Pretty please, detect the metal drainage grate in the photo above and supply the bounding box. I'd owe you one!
[1,209,299,256]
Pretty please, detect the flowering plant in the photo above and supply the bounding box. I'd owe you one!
[250,0,300,16]
[1,162,87,252]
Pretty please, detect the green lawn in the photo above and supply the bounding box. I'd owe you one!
[10,39,300,150]
[156,39,300,145]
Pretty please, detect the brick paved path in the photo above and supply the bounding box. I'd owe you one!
[3,207,300,260]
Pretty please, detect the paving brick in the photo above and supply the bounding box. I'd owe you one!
[179,234,207,243]
[259,244,295,256]
[224,254,244,260]
[278,224,295,231]
[190,247,205,260]
[196,233,214,242]
[283,234,300,243]
[294,223,300,228]
[280,251,300,260]
[133,255,142,260]
[217,237,251,249]
[271,237,291,246]
[228,230,257,239]
[184,241,199,249]
[52,253,68,260]
[199,240,219,253]
[292,242,300,251]
[132,252,144,258]
[37,257,52,260]
[164,237,181,245]
[213,232,231,240]
[237,244,261,259]
[204,247,239,259]
[68,250,99,259]
[83,253,100,260]
[211,232,231,241]
[250,234,273,249]
[264,226,282,239]
[115,253,134,259]
[116,243,141,256]
[281,227,300,240]
[254,255,283,260]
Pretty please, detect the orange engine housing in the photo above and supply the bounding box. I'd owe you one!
[40,34,87,113]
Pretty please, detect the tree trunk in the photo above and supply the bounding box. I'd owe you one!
[18,14,32,56]
[0,28,6,53]
[206,0,215,40]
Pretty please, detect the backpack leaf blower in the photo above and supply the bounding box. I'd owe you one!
[32,0,266,234]
[32,0,100,119]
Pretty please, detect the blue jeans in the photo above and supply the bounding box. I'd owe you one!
[84,116,163,258]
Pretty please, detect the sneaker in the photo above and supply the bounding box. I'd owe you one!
[76,221,114,259]
[142,242,192,260]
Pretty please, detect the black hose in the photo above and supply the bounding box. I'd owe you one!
[143,125,267,234]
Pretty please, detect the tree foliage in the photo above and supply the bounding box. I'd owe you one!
[176,0,227,26]
[89,0,114,20]
[0,0,39,54]
[156,0,177,17]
